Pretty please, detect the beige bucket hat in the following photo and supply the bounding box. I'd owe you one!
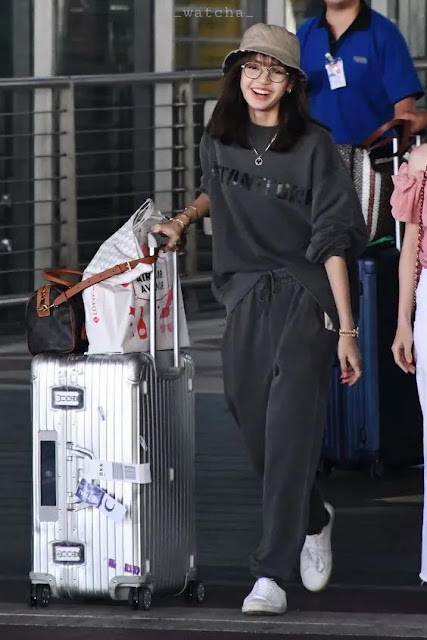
[222,23,307,81]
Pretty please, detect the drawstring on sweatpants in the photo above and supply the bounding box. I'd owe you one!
[258,271,277,305]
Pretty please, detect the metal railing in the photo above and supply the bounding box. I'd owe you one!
[2,60,427,311]
[0,69,221,309]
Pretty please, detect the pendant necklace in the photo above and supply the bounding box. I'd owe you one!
[250,132,278,166]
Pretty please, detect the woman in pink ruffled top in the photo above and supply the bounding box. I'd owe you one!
[391,145,427,583]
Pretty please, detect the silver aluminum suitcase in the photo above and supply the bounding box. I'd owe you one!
[29,236,203,609]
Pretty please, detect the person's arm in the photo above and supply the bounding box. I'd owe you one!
[151,192,210,252]
[305,129,367,385]
[324,256,362,386]
[399,110,427,134]
[380,21,424,118]
[394,97,416,119]
[391,222,418,374]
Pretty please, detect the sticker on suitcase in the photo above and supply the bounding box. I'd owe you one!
[124,563,141,575]
[108,558,141,575]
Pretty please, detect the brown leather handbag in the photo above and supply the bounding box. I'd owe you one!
[26,257,157,356]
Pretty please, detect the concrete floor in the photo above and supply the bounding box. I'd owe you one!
[1,317,427,637]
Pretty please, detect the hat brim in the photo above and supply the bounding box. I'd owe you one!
[222,48,307,82]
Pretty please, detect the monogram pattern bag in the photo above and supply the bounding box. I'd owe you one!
[26,257,157,356]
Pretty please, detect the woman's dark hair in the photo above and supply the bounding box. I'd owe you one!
[207,54,314,151]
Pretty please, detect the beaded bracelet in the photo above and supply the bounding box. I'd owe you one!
[338,328,359,338]
[171,217,186,229]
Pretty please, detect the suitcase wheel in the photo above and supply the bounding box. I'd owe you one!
[185,580,205,605]
[140,587,152,611]
[30,584,51,608]
[128,586,152,611]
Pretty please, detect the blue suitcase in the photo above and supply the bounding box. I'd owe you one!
[321,247,423,476]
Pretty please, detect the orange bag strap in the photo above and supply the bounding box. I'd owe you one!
[39,254,159,310]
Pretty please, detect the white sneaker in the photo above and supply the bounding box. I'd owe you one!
[241,577,287,615]
[300,503,334,592]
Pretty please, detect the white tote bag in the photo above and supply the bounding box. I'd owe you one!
[83,199,189,354]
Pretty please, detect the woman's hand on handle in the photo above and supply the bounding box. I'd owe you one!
[151,194,211,252]
[150,220,183,252]
[392,324,416,375]
[338,336,362,386]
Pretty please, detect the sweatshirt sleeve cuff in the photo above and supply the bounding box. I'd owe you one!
[306,229,351,264]
[321,249,347,262]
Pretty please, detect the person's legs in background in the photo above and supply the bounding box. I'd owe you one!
[414,269,427,583]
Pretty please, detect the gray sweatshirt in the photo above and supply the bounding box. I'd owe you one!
[199,122,368,328]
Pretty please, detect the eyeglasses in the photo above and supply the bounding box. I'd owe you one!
[241,61,290,83]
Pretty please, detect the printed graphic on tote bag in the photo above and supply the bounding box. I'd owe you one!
[123,240,174,341]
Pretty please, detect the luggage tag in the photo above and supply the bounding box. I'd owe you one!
[81,459,152,485]
[75,478,104,508]
[325,53,347,90]
[75,479,127,523]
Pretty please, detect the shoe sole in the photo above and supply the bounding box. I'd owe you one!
[242,605,287,615]
[242,609,287,615]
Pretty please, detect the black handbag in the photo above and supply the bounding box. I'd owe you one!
[26,256,157,356]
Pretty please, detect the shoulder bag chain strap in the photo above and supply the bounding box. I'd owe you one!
[414,168,427,308]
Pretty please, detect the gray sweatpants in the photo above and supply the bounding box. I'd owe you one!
[222,268,338,584]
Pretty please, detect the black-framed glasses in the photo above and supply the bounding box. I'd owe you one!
[241,61,290,83]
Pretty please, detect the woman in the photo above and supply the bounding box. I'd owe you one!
[391,143,427,585]
[152,23,367,614]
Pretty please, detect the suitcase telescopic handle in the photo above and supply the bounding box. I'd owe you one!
[147,232,180,368]
[393,137,402,250]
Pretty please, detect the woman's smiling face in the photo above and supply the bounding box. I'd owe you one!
[240,53,293,122]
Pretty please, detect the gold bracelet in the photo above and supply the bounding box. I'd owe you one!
[339,328,359,338]
[179,211,191,225]
[185,204,200,219]
[171,217,186,230]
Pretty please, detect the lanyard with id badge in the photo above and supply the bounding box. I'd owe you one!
[325,52,347,90]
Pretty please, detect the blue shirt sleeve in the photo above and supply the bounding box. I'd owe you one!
[296,18,313,51]
[378,22,424,105]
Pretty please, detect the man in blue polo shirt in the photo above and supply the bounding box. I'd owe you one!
[297,0,424,144]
